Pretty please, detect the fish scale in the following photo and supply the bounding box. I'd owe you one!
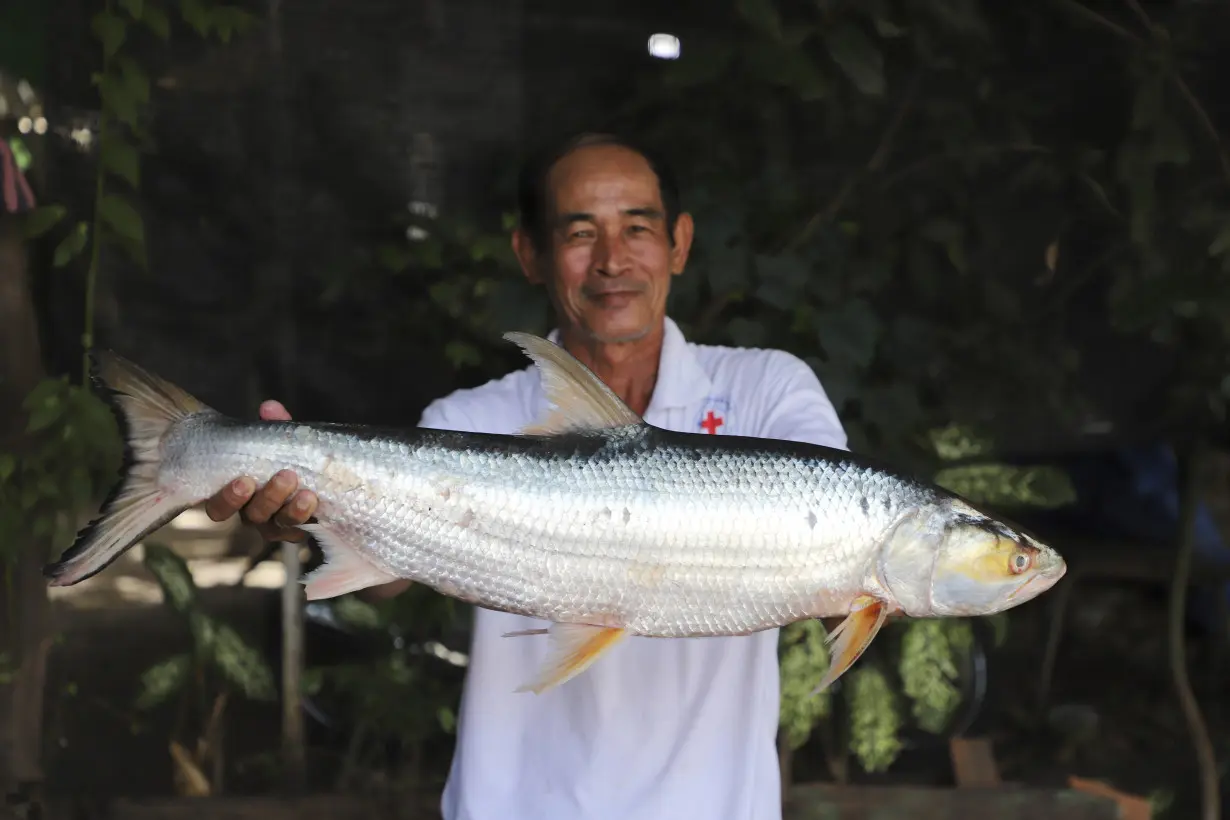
[45,331,1065,695]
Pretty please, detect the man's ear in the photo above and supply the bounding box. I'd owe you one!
[512,228,543,284]
[669,212,694,276]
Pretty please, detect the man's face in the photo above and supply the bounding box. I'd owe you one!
[514,144,694,344]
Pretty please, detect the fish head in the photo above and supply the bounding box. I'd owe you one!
[876,500,1065,618]
[925,501,1066,617]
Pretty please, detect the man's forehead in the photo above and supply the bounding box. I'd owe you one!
[547,145,662,206]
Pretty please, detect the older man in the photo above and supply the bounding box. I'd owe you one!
[205,133,847,820]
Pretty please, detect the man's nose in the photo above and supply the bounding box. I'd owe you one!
[593,230,632,275]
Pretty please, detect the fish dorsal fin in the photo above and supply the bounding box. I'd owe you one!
[503,331,643,435]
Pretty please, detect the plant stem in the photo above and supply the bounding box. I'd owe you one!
[82,0,112,384]
[1172,446,1219,820]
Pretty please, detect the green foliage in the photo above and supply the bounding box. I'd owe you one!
[3,0,256,569]
[778,619,832,750]
[898,619,972,734]
[135,543,276,708]
[846,664,902,774]
[0,377,122,564]
[933,463,1077,509]
[302,589,464,781]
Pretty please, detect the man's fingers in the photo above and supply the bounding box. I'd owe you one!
[205,477,256,522]
[273,489,319,530]
[259,400,292,422]
[243,470,300,525]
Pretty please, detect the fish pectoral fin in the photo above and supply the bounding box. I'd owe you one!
[514,622,627,695]
[810,595,890,696]
[298,523,399,600]
[503,332,644,435]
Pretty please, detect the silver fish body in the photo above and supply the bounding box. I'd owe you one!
[163,415,940,637]
[46,332,1066,693]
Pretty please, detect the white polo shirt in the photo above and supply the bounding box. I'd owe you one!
[419,317,847,820]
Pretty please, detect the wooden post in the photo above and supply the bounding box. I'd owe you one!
[280,542,305,792]
[267,0,305,793]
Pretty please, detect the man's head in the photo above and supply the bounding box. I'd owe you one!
[513,133,694,345]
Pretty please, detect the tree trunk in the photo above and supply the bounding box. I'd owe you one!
[0,214,52,809]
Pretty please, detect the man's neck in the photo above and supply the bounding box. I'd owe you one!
[559,324,664,417]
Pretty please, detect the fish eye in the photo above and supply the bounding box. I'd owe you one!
[1010,550,1032,574]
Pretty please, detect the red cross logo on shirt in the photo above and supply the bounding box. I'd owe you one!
[700,410,724,435]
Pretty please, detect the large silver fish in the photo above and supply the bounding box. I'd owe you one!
[45,333,1066,694]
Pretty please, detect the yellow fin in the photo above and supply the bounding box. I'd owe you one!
[512,622,627,694]
[810,595,889,695]
[503,332,643,435]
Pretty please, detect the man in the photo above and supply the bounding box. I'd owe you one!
[205,133,847,819]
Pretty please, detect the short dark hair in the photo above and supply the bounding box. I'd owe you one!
[515,132,682,251]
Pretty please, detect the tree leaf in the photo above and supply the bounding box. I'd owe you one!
[847,665,903,773]
[743,41,831,101]
[119,0,145,19]
[99,193,145,247]
[22,205,67,239]
[1131,75,1163,131]
[101,132,140,188]
[753,252,809,311]
[1150,115,1189,166]
[142,3,171,39]
[143,543,198,613]
[179,0,212,36]
[822,24,885,96]
[736,0,782,40]
[117,56,151,106]
[0,454,14,483]
[815,298,882,369]
[661,42,734,90]
[135,653,191,710]
[91,11,128,60]
[208,623,276,701]
[99,75,141,128]
[1208,220,1230,258]
[52,222,90,268]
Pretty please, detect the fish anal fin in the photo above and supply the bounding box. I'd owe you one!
[503,332,643,435]
[299,523,399,600]
[810,595,889,695]
[513,622,627,694]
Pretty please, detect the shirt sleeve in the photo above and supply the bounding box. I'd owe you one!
[754,351,849,451]
[418,395,480,434]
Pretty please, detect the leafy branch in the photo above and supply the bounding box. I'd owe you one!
[2,0,257,566]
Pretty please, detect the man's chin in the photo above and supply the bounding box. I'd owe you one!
[584,319,655,345]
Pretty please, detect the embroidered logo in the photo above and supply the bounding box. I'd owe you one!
[697,398,731,435]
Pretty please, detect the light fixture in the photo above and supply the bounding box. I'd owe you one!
[648,33,680,60]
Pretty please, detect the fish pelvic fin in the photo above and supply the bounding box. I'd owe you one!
[512,622,627,694]
[809,595,890,696]
[298,522,400,600]
[44,352,216,587]
[502,332,643,435]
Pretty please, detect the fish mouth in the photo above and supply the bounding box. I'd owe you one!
[1008,561,1066,601]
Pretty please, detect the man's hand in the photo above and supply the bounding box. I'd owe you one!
[203,400,319,542]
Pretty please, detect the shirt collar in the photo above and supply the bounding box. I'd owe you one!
[543,316,713,414]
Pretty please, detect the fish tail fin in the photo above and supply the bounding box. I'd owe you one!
[44,352,215,587]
